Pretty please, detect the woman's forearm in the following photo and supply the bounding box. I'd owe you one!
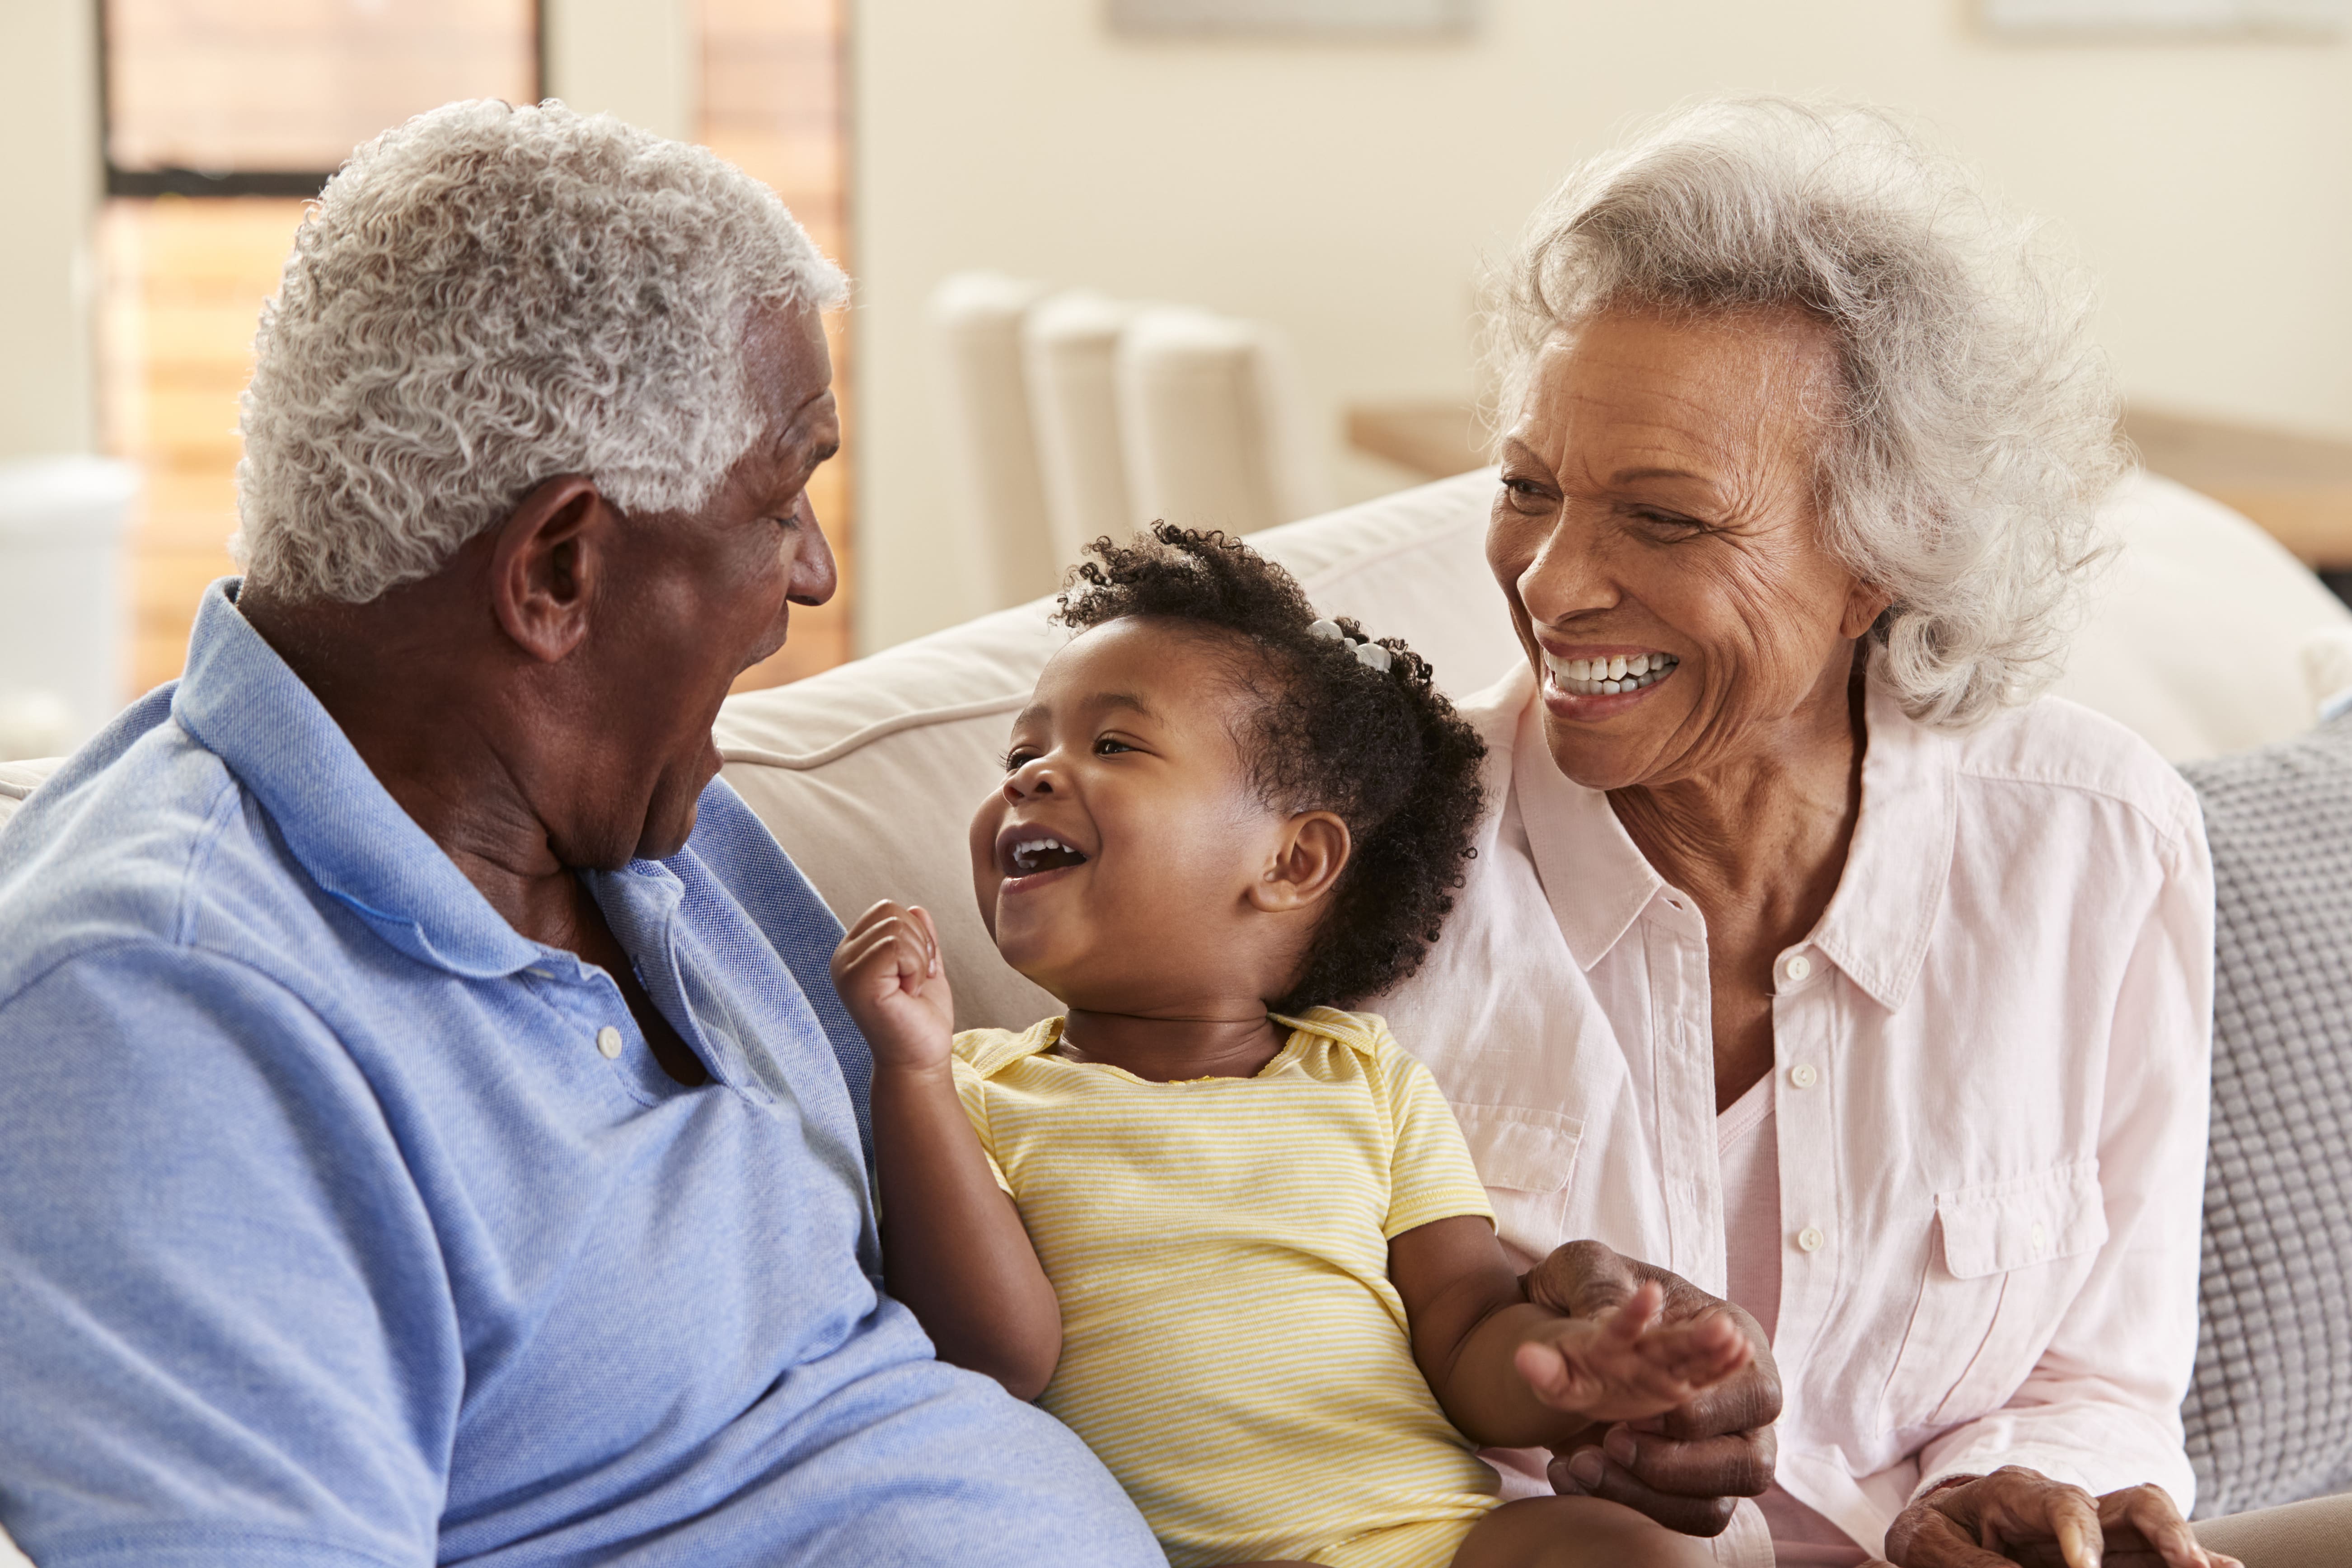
[872,1061,1061,1399]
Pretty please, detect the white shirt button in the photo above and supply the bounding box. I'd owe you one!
[596,1026,624,1060]
[2031,1221,2049,1253]
[1797,1226,1827,1253]
[1781,953,1813,984]
[1790,1062,1820,1089]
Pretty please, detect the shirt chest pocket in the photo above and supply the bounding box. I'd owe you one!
[1880,1162,2108,1436]
[1453,1104,1584,1261]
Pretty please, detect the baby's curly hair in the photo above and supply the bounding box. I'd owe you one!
[1054,525,1488,1014]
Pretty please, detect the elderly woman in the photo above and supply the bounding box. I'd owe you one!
[1383,101,2227,1568]
[0,103,1162,1567]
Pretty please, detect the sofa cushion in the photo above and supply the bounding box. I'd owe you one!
[2178,710,2352,1516]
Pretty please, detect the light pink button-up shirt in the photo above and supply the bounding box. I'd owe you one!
[1380,664,2214,1563]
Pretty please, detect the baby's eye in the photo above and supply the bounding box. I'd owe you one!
[1001,747,1038,772]
[1093,736,1134,755]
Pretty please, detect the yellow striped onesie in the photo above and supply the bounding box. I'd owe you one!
[950,1006,1501,1568]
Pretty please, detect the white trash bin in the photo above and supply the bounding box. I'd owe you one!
[0,456,139,761]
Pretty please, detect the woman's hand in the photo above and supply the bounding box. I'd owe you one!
[1530,1240,1779,1537]
[1876,1469,2239,1568]
[831,900,955,1071]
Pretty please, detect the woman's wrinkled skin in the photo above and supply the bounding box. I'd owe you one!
[1490,307,2228,1568]
[1490,305,1886,1117]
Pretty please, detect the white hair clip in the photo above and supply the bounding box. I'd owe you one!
[1308,616,1394,672]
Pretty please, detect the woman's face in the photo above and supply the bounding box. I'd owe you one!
[1488,306,1889,793]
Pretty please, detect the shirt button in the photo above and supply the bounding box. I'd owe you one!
[1797,1226,1827,1253]
[1780,952,1813,984]
[2031,1222,2049,1253]
[596,1026,624,1060]
[1790,1062,1820,1089]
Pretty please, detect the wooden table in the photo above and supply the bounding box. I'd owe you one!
[1346,400,2352,572]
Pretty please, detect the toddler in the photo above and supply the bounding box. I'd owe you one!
[833,526,1749,1568]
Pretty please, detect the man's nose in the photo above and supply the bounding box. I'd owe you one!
[788,492,839,607]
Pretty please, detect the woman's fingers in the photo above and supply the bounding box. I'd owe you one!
[2099,1484,2212,1568]
[1888,1470,2118,1568]
[1981,1471,2104,1568]
[1546,1444,1742,1538]
[1587,1423,1773,1502]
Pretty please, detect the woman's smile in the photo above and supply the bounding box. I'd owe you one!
[1535,640,1683,714]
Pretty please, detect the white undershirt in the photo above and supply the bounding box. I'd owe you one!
[1719,1076,1869,1567]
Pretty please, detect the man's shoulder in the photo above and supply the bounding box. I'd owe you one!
[0,715,333,1011]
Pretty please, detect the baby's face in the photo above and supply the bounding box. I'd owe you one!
[969,618,1294,1014]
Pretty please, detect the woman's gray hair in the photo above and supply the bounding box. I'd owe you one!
[235,99,847,603]
[1488,98,2124,727]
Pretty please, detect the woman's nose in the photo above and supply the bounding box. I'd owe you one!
[1516,511,1620,627]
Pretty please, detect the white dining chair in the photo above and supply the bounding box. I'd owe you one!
[928,271,1060,608]
[1022,289,1142,566]
[1117,305,1332,538]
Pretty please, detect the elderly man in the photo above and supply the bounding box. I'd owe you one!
[0,102,1160,1567]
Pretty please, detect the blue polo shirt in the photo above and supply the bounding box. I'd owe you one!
[0,582,1159,1568]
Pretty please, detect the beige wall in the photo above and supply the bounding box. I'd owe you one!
[542,0,699,141]
[852,0,2352,650]
[0,0,99,458]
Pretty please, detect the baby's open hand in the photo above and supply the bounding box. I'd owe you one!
[1512,1280,1754,1424]
[831,900,956,1072]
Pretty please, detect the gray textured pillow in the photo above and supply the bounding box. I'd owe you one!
[2178,710,2352,1517]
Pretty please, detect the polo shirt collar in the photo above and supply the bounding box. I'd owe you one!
[171,578,542,979]
[1511,658,1956,1013]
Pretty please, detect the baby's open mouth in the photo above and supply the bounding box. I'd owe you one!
[1005,834,1089,877]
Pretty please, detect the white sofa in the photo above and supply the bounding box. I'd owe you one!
[2,469,2349,1564]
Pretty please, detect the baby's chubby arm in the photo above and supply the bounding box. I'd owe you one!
[832,900,1061,1400]
[1390,1215,1752,1450]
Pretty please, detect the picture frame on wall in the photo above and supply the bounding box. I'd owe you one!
[1108,0,1476,37]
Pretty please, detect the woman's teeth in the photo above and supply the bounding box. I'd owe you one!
[1544,651,1679,697]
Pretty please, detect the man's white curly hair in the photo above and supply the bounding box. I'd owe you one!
[234,99,848,603]
[1489,97,2125,728]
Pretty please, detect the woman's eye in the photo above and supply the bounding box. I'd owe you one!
[1500,477,1551,510]
[1632,507,1705,536]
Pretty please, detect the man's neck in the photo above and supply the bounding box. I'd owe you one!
[237,580,582,947]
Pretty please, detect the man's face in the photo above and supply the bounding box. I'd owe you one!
[588,304,840,862]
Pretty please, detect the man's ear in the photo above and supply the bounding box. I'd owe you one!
[1249,811,1352,914]
[489,474,614,664]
